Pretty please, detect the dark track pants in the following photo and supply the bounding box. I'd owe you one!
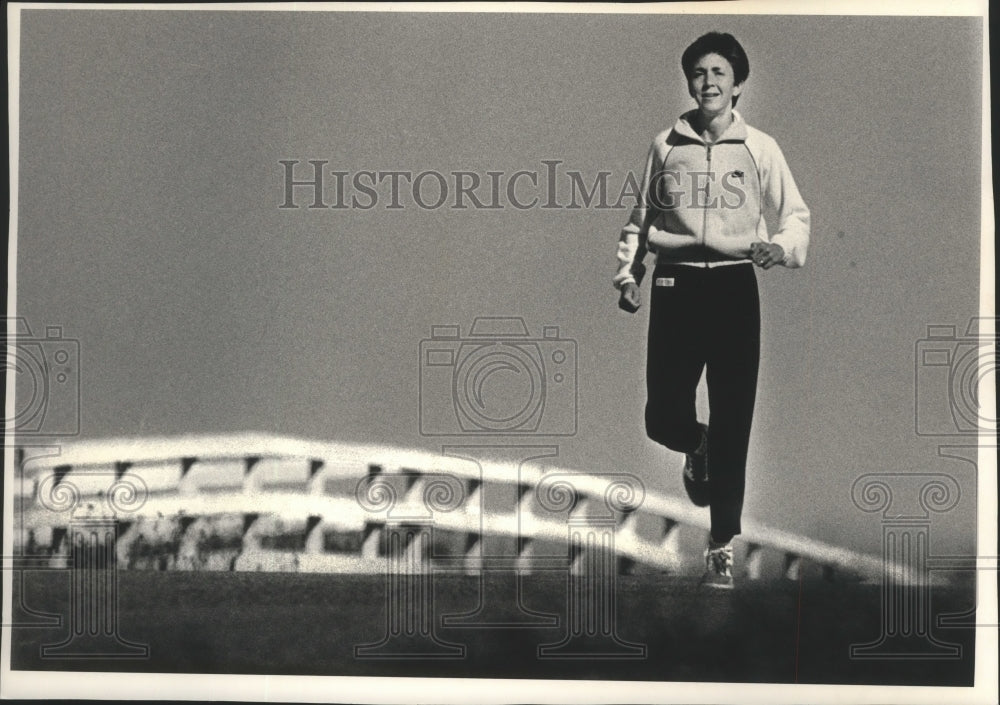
[644,263,760,543]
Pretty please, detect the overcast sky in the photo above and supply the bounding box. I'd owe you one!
[11,10,985,555]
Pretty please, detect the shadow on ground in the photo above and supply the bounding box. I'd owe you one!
[9,570,976,685]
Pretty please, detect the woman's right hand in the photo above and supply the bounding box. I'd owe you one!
[619,282,641,313]
[750,241,785,269]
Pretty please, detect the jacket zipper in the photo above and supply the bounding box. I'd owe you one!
[703,143,712,267]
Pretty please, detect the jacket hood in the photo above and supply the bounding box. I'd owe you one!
[673,109,748,144]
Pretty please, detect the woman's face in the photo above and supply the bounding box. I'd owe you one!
[688,52,743,116]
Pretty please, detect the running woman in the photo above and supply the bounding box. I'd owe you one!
[614,32,810,588]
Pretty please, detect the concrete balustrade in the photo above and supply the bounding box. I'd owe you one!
[122,460,184,493]
[12,433,906,583]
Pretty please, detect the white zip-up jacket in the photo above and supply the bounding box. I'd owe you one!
[614,110,810,288]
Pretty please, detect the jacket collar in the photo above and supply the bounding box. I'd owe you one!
[672,109,748,144]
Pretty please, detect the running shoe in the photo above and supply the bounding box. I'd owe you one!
[701,542,734,589]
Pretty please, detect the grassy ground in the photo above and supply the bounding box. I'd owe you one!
[9,570,976,685]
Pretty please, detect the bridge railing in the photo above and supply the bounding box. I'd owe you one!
[10,433,898,583]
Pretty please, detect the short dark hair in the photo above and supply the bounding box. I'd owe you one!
[681,32,750,105]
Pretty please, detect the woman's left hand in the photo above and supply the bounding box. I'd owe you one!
[750,241,785,270]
